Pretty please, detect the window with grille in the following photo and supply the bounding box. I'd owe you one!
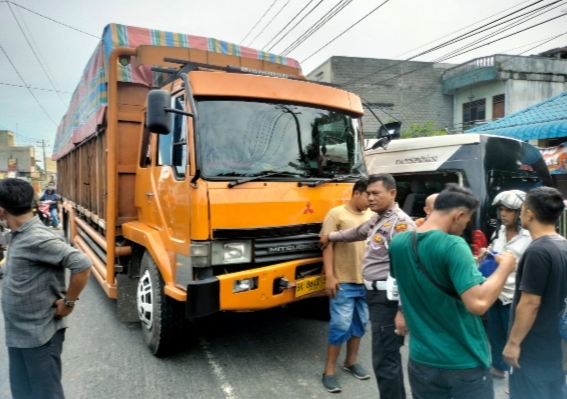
[463,99,486,128]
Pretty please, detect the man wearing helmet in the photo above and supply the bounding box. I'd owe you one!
[479,190,531,381]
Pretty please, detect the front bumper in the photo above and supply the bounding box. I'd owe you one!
[185,258,322,318]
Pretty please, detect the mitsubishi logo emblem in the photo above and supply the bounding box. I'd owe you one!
[303,202,314,214]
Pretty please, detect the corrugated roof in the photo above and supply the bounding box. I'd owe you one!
[466,91,567,140]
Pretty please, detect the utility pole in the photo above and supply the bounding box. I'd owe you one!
[36,139,50,181]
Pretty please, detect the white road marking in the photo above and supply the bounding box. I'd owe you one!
[199,337,238,399]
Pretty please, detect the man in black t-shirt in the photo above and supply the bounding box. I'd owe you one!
[503,187,567,399]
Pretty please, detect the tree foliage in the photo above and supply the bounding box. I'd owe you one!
[401,122,448,139]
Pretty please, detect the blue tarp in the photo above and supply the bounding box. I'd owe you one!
[467,91,567,140]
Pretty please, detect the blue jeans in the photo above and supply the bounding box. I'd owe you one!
[8,329,65,399]
[487,300,510,372]
[328,283,369,346]
[49,208,60,227]
[510,361,567,399]
[409,360,494,399]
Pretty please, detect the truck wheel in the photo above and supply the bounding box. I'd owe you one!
[137,252,185,357]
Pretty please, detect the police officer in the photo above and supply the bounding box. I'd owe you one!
[320,173,415,399]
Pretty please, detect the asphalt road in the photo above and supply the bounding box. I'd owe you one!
[0,270,510,399]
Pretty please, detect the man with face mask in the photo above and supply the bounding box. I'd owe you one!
[389,184,517,399]
[0,178,92,399]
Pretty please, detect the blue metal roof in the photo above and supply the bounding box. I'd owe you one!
[466,91,567,140]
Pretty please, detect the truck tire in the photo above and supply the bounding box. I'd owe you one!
[137,252,185,357]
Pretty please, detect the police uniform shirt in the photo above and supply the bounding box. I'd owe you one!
[328,204,416,281]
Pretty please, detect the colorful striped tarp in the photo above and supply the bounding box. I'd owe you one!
[52,23,301,160]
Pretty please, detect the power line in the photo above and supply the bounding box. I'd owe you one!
[400,30,567,110]
[13,2,65,97]
[7,2,67,106]
[239,0,279,45]
[266,0,325,52]
[417,0,566,68]
[393,0,536,59]
[281,0,352,55]
[0,42,58,126]
[1,1,100,39]
[281,0,354,56]
[0,82,72,93]
[247,0,292,48]
[339,0,550,89]
[354,9,567,98]
[301,0,392,63]
[432,11,567,65]
[262,0,316,50]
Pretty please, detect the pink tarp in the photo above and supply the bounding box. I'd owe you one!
[52,23,301,160]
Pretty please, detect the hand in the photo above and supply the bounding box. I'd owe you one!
[54,299,74,319]
[494,251,516,274]
[476,248,488,263]
[503,342,521,369]
[394,311,408,336]
[325,275,341,299]
[319,234,330,250]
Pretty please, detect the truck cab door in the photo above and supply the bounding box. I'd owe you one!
[135,122,158,228]
[150,94,192,247]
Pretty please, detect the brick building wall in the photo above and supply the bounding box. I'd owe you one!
[307,56,455,138]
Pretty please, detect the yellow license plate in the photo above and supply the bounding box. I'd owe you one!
[295,275,326,298]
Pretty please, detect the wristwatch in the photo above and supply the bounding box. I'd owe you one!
[63,297,76,307]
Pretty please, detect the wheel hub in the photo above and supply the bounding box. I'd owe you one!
[137,270,153,329]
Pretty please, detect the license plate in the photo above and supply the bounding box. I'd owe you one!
[295,275,326,298]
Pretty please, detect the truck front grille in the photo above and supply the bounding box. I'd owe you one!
[254,233,321,263]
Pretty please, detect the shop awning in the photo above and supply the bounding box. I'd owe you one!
[467,92,567,141]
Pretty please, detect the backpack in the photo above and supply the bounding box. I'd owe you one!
[559,298,567,341]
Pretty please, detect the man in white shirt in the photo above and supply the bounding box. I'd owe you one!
[479,190,531,380]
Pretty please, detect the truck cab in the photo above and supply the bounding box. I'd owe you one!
[54,24,366,356]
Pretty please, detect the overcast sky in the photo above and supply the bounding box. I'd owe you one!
[0,0,565,158]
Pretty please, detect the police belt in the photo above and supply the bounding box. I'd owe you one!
[364,279,387,291]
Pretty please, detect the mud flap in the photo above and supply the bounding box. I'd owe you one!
[117,274,140,322]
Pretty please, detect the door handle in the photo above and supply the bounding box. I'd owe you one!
[145,192,154,197]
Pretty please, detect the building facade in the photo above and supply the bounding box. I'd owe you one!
[0,130,36,177]
[307,56,455,138]
[442,54,567,133]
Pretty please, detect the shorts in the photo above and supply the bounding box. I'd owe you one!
[328,283,369,346]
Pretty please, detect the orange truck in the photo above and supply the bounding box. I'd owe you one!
[54,24,366,356]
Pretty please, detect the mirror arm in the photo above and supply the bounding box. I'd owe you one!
[164,108,194,117]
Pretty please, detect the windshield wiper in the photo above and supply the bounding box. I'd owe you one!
[300,174,361,188]
[228,171,306,188]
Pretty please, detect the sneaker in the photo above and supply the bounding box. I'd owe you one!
[342,364,371,380]
[54,225,62,230]
[322,374,341,393]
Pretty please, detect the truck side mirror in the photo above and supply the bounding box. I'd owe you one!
[377,121,401,139]
[147,90,172,134]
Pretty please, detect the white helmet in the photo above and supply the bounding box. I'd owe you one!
[492,190,526,210]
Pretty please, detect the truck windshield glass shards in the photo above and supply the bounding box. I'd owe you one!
[196,99,366,179]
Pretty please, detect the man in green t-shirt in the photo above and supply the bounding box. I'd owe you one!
[389,184,516,399]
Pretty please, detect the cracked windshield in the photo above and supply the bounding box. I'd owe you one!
[196,99,366,179]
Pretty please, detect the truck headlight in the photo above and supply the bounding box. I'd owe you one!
[211,240,252,265]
